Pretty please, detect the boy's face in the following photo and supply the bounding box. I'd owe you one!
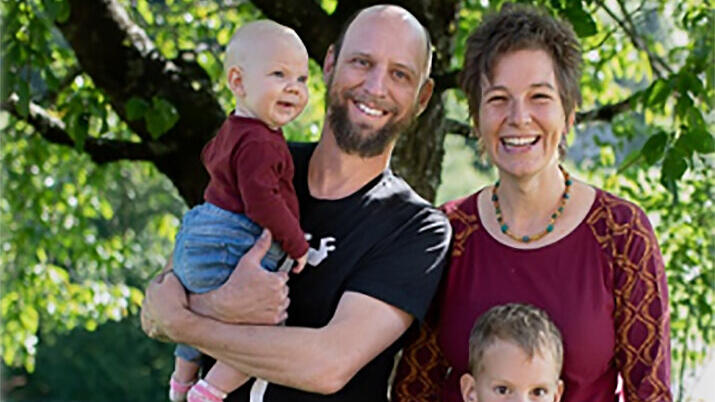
[233,37,309,129]
[460,339,563,402]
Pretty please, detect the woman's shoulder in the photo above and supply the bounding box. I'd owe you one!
[586,187,659,258]
[439,191,486,258]
[439,189,483,218]
[588,187,653,229]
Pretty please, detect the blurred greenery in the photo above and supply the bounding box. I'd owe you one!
[1,0,713,400]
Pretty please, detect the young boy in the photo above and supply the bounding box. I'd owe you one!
[460,303,565,402]
[168,20,310,402]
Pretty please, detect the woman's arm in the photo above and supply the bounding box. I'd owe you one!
[391,306,449,402]
[612,207,672,401]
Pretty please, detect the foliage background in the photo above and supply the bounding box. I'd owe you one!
[1,0,713,400]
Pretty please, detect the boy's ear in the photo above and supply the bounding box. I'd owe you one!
[554,379,565,402]
[460,373,478,402]
[227,65,245,97]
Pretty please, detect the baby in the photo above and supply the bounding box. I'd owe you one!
[168,20,310,402]
[460,303,565,402]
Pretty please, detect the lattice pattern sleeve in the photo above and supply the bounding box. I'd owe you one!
[391,308,449,401]
[590,195,672,401]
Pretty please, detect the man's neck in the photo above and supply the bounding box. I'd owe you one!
[308,128,391,200]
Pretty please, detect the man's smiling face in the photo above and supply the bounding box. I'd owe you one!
[324,7,432,158]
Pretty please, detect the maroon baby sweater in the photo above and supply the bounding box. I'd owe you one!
[202,114,308,259]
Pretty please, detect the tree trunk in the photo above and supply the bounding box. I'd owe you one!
[390,0,459,202]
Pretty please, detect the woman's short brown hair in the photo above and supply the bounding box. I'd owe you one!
[460,4,582,123]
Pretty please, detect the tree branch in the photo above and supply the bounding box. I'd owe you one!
[250,0,338,62]
[445,118,471,136]
[1,96,166,164]
[595,0,674,79]
[57,0,225,144]
[575,94,638,123]
[434,69,460,91]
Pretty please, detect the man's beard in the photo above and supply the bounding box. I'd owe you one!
[326,83,418,158]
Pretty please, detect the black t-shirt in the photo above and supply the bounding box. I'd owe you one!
[227,142,451,401]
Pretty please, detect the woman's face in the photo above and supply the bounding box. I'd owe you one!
[476,49,572,179]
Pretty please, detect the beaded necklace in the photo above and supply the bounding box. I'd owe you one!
[492,166,572,243]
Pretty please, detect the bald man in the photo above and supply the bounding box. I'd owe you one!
[142,6,450,402]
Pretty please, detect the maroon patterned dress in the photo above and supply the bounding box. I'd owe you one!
[392,188,671,402]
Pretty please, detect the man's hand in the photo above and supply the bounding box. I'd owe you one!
[141,264,190,342]
[189,229,290,325]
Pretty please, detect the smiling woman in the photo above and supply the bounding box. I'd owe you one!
[392,4,672,402]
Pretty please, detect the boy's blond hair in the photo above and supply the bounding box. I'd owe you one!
[468,303,564,374]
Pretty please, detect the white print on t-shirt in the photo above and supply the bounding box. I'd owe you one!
[305,233,336,266]
[249,378,268,402]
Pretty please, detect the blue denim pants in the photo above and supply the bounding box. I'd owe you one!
[173,202,284,363]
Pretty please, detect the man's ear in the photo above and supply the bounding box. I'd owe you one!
[227,65,245,97]
[460,373,478,402]
[416,78,435,116]
[323,44,337,83]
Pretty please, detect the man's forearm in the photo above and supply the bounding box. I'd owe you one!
[174,311,346,394]
[143,266,413,395]
[173,292,412,395]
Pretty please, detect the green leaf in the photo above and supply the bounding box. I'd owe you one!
[646,79,671,108]
[125,97,148,121]
[36,248,47,263]
[56,0,70,23]
[641,131,668,165]
[676,71,703,97]
[684,127,715,154]
[136,0,154,25]
[561,4,597,38]
[43,0,61,21]
[67,113,89,151]
[15,80,30,117]
[84,319,97,331]
[20,307,39,333]
[674,94,693,121]
[686,108,706,129]
[662,148,688,182]
[145,97,179,139]
[618,149,642,172]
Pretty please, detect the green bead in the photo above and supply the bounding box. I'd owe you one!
[500,224,509,233]
[522,235,530,242]
[492,194,498,201]
[546,224,554,232]
[565,179,572,186]
[551,213,557,219]
[558,207,564,212]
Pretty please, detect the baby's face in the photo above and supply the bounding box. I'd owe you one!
[239,38,309,129]
[460,339,563,402]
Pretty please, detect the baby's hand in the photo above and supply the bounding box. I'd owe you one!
[293,253,308,274]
